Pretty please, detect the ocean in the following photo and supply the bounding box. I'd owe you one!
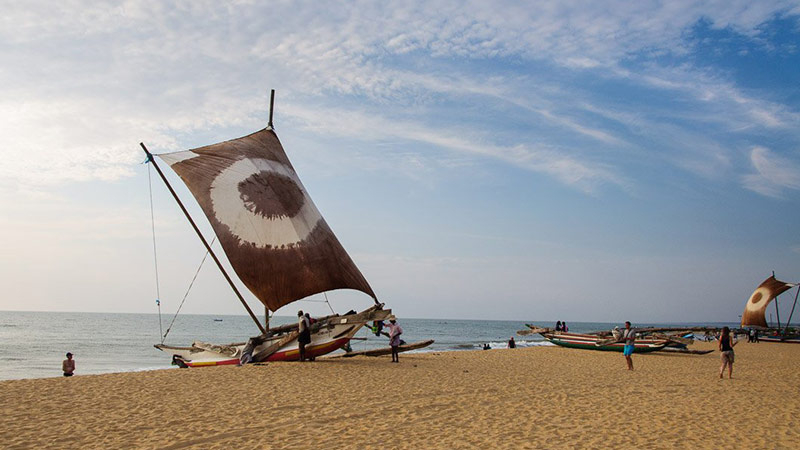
[0,311,739,381]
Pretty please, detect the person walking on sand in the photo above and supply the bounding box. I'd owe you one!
[297,310,311,362]
[719,326,737,379]
[622,321,635,371]
[62,352,75,377]
[384,315,403,363]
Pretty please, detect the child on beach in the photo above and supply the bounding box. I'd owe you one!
[719,326,737,379]
[62,352,75,377]
[622,321,635,371]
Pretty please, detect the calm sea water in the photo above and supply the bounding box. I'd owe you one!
[0,311,738,381]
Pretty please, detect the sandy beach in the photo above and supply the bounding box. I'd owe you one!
[2,341,798,449]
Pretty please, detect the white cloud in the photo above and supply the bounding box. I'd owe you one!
[0,0,797,196]
[742,146,800,197]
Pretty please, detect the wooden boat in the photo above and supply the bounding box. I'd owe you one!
[329,339,435,358]
[144,91,396,367]
[541,331,669,353]
[759,334,800,344]
[740,274,800,343]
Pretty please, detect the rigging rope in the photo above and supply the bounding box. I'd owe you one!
[161,236,217,343]
[322,292,336,315]
[147,163,163,341]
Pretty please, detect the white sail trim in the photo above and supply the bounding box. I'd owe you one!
[159,151,200,164]
[209,158,323,248]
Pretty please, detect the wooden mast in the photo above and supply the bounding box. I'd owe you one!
[263,88,276,330]
[773,271,781,329]
[140,143,266,335]
[783,285,799,336]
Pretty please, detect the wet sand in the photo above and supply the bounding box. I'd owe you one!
[1,341,798,449]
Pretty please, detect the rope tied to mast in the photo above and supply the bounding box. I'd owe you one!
[147,162,163,341]
[161,236,217,343]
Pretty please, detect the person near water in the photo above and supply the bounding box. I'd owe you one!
[384,315,403,363]
[508,337,516,348]
[555,321,562,332]
[719,326,737,379]
[483,343,491,350]
[622,321,635,371]
[62,352,75,377]
[561,321,569,332]
[297,310,311,362]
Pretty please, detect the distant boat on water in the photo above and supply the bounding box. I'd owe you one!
[213,319,223,322]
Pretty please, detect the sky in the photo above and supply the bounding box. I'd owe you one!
[1,1,800,325]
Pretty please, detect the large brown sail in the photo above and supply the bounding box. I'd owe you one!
[741,275,794,328]
[158,128,376,312]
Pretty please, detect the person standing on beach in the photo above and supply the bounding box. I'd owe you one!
[719,326,737,379]
[62,352,75,377]
[384,315,403,363]
[622,321,635,371]
[508,337,516,348]
[297,310,311,362]
[555,321,562,332]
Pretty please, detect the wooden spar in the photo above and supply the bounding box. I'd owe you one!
[252,330,299,362]
[783,285,800,335]
[774,271,781,329]
[264,306,270,331]
[268,89,275,129]
[140,143,266,335]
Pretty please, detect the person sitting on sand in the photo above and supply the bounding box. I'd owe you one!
[384,315,403,363]
[508,337,516,348]
[719,326,737,379]
[483,343,491,350]
[622,321,635,371]
[62,352,75,377]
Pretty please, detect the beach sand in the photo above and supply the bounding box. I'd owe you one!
[2,341,799,449]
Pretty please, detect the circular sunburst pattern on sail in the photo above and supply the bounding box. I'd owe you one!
[209,158,323,249]
[744,288,767,313]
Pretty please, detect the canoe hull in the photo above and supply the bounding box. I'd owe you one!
[542,332,668,353]
[156,308,389,367]
[759,335,800,344]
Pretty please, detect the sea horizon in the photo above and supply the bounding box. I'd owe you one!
[0,310,753,382]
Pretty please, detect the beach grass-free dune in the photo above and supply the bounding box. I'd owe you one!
[2,341,799,449]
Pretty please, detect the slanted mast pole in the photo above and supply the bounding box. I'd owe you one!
[140,143,266,335]
[783,285,800,336]
[773,271,781,329]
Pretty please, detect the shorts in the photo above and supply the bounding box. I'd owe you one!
[721,350,734,363]
[623,344,634,356]
[63,373,73,377]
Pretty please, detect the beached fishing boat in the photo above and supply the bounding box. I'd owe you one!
[144,91,393,367]
[740,274,799,344]
[540,331,669,353]
[758,335,800,344]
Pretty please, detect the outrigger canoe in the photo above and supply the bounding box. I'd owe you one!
[541,332,669,353]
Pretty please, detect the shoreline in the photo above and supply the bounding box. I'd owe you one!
[3,341,799,448]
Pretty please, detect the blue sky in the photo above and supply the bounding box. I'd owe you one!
[1,1,799,324]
